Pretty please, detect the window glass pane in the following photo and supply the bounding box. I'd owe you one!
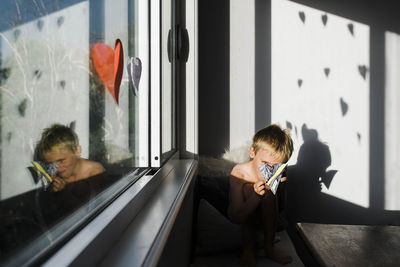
[161,0,175,158]
[185,0,198,156]
[0,0,146,264]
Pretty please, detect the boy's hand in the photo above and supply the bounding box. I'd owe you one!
[265,183,271,191]
[254,180,267,196]
[52,177,67,192]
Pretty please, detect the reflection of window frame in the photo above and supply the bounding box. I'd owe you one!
[150,0,161,167]
[138,0,151,167]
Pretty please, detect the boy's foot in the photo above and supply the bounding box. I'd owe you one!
[265,248,293,265]
[239,249,257,267]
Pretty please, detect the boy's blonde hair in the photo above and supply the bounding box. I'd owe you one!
[252,124,293,162]
[38,124,79,158]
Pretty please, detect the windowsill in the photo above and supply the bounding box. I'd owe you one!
[43,153,198,266]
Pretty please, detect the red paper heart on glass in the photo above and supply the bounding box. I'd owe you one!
[92,39,124,104]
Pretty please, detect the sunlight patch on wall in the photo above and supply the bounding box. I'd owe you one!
[385,31,400,211]
[271,0,370,208]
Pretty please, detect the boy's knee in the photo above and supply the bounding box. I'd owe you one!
[261,190,276,203]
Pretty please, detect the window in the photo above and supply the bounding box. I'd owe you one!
[0,0,176,265]
[161,0,176,162]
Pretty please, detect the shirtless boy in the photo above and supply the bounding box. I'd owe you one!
[227,124,294,266]
[38,124,105,192]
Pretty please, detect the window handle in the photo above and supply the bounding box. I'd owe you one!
[167,25,189,63]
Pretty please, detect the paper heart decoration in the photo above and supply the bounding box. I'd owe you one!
[92,39,124,104]
[127,57,142,96]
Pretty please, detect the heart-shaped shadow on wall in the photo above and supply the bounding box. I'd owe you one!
[37,20,44,31]
[298,79,303,88]
[340,97,349,116]
[347,23,354,36]
[358,65,367,80]
[321,14,328,26]
[299,11,306,24]
[286,121,293,130]
[324,68,330,78]
[92,39,124,104]
[57,16,64,27]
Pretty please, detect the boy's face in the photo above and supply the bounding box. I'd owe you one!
[249,144,284,169]
[43,144,81,179]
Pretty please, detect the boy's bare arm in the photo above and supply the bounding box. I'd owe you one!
[50,161,105,191]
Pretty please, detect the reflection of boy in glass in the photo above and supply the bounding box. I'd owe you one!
[227,124,293,266]
[38,124,105,192]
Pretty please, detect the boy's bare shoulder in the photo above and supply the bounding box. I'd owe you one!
[81,159,105,176]
[231,162,251,179]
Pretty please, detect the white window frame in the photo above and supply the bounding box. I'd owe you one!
[150,0,161,167]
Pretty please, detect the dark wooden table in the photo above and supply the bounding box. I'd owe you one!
[297,223,400,267]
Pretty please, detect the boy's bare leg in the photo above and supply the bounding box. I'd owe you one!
[239,220,257,267]
[261,190,292,265]
[239,183,257,267]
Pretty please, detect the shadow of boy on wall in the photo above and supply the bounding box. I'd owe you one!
[286,124,400,226]
[287,124,341,223]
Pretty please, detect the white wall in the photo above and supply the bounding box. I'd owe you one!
[228,0,400,214]
[271,0,370,207]
[230,0,255,149]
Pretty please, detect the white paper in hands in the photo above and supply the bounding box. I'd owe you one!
[31,161,59,190]
[258,163,287,195]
